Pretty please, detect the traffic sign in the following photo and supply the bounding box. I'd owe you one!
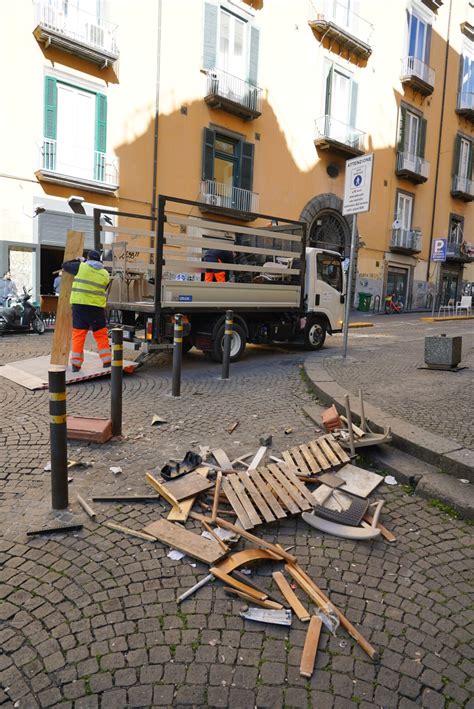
[342,154,374,216]
[431,238,447,262]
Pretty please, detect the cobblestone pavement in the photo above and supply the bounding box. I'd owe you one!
[0,329,473,708]
[321,315,474,449]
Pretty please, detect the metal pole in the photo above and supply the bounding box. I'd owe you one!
[49,367,68,510]
[111,328,123,436]
[172,313,183,397]
[342,215,357,359]
[221,310,233,380]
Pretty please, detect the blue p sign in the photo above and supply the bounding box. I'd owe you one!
[431,238,447,262]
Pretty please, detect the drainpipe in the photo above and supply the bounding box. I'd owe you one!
[151,0,163,229]
[426,0,452,283]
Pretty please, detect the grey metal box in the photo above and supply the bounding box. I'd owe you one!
[424,335,462,369]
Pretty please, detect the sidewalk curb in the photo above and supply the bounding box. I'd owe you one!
[302,358,474,519]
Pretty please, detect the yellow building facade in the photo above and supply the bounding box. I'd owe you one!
[0,0,472,309]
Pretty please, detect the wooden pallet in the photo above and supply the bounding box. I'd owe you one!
[221,463,316,530]
[281,434,350,475]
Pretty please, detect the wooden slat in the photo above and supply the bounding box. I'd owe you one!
[162,471,213,501]
[51,230,85,365]
[272,571,310,622]
[276,465,317,506]
[236,472,275,524]
[143,519,226,564]
[326,436,351,464]
[362,514,397,542]
[317,437,341,467]
[164,258,299,276]
[259,467,301,514]
[212,448,234,471]
[164,234,297,260]
[227,475,261,528]
[101,225,155,238]
[289,447,311,474]
[299,444,321,473]
[266,465,311,511]
[281,450,298,469]
[250,469,287,519]
[309,440,332,470]
[168,467,209,522]
[221,478,254,530]
[209,567,267,601]
[168,214,303,242]
[146,473,181,510]
[300,617,323,678]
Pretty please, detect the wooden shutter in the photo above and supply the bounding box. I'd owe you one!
[240,141,254,192]
[452,134,462,176]
[44,77,57,139]
[203,1,218,69]
[417,117,427,158]
[95,93,107,153]
[397,105,407,151]
[248,25,260,85]
[202,127,215,180]
[424,24,432,64]
[325,64,333,115]
[468,140,474,180]
[349,81,358,128]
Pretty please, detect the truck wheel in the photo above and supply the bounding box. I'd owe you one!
[304,318,326,350]
[210,323,246,362]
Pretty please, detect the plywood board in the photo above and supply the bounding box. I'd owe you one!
[143,518,226,564]
[335,464,383,498]
[168,468,210,522]
[163,471,213,501]
[51,230,85,366]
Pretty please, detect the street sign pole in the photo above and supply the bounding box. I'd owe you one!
[342,215,357,359]
[430,238,447,317]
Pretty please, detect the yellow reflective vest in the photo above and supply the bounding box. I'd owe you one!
[70,262,110,308]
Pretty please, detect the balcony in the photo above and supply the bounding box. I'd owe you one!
[308,0,373,60]
[390,228,422,254]
[204,69,262,121]
[451,174,474,201]
[421,0,443,11]
[33,0,118,69]
[396,151,430,184]
[199,180,259,221]
[401,56,435,96]
[314,116,366,157]
[456,92,474,122]
[446,241,474,262]
[36,139,119,194]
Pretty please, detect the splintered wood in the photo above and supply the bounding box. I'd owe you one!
[221,463,315,530]
[281,434,350,474]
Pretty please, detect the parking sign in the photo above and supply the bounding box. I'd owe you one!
[431,238,447,262]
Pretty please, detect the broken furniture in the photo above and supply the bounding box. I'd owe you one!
[337,391,392,450]
[280,434,350,474]
[424,334,462,370]
[303,484,385,540]
[161,451,203,479]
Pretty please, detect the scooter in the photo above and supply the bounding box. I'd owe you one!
[0,288,45,335]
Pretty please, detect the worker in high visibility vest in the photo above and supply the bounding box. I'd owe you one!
[203,248,234,282]
[62,250,111,372]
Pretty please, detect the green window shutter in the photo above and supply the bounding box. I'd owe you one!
[240,140,254,192]
[325,64,333,115]
[202,127,215,180]
[95,93,107,153]
[248,25,260,85]
[417,117,427,158]
[397,105,407,151]
[349,80,358,128]
[424,24,432,64]
[452,134,462,176]
[203,2,218,69]
[44,77,57,140]
[467,139,473,180]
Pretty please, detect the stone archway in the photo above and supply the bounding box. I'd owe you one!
[299,193,355,257]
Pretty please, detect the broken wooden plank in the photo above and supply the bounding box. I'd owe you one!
[250,468,287,519]
[236,471,275,524]
[209,567,268,601]
[362,513,396,542]
[162,470,213,501]
[300,616,323,677]
[214,548,281,575]
[224,587,284,610]
[232,570,282,604]
[50,230,85,366]
[146,472,181,511]
[211,448,234,471]
[168,467,209,522]
[308,440,332,470]
[143,518,227,565]
[201,520,229,552]
[247,446,267,471]
[105,522,157,541]
[258,466,300,514]
[221,477,254,530]
[211,471,222,523]
[272,571,310,622]
[340,415,366,437]
[226,475,261,528]
[266,464,310,511]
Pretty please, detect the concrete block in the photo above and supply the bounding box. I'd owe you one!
[416,473,474,520]
[424,335,462,369]
[67,416,113,443]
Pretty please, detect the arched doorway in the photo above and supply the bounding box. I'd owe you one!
[299,193,353,257]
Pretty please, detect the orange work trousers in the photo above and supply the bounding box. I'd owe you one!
[71,327,111,370]
[205,271,226,282]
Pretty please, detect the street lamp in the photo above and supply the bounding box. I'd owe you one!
[67,195,86,215]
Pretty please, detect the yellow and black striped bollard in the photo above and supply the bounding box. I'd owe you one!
[111,328,123,436]
[48,367,68,510]
[172,313,183,397]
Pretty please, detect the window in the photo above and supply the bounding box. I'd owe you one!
[324,61,358,140]
[406,4,432,65]
[202,128,254,190]
[449,215,464,245]
[397,105,427,159]
[317,253,342,293]
[395,192,414,233]
[203,1,260,84]
[43,76,107,182]
[459,44,474,100]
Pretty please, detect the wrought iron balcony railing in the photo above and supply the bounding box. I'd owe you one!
[401,56,435,95]
[451,174,474,200]
[205,68,262,120]
[200,180,259,215]
[391,228,422,252]
[396,151,430,183]
[308,0,373,58]
[38,139,119,193]
[456,91,474,121]
[314,115,366,156]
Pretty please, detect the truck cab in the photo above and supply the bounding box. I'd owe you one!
[304,247,345,345]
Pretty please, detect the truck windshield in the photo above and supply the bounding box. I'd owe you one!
[317,254,342,292]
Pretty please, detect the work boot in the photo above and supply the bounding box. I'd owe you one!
[72,365,81,373]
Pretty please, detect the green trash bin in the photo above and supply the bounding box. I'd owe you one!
[358,292,372,312]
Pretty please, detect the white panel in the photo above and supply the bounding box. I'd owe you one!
[56,84,95,180]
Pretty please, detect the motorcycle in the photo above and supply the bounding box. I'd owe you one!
[0,287,45,335]
[384,293,404,314]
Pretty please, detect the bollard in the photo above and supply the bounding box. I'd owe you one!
[172,313,183,397]
[49,367,68,510]
[221,310,233,380]
[111,328,123,436]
